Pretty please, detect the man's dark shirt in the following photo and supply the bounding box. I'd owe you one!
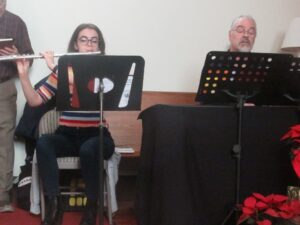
[0,10,34,81]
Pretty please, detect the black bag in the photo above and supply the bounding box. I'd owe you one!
[16,160,32,211]
[15,75,56,158]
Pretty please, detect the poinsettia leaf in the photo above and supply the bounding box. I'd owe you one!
[265,194,275,203]
[257,219,272,225]
[244,196,257,208]
[278,202,290,212]
[282,125,300,141]
[281,130,294,140]
[281,126,300,139]
[237,214,250,225]
[291,130,300,137]
[282,130,300,140]
[273,194,288,203]
[278,210,294,219]
[289,200,300,214]
[291,124,300,131]
[242,206,255,215]
[281,133,290,140]
[292,156,300,178]
[256,201,268,210]
[293,150,300,157]
[290,125,300,132]
[253,193,268,202]
[265,208,279,217]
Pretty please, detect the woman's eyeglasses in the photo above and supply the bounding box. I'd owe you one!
[77,36,99,46]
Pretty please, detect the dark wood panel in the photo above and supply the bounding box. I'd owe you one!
[105,91,197,157]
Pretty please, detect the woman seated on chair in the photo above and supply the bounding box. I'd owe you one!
[16,23,115,225]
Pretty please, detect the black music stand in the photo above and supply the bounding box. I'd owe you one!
[195,51,292,106]
[56,54,145,225]
[281,56,300,106]
[195,51,292,225]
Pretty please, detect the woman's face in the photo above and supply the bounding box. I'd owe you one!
[74,28,100,53]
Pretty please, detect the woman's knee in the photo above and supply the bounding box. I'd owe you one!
[80,138,97,159]
[36,134,63,158]
[36,135,54,154]
[80,136,114,160]
[103,137,115,159]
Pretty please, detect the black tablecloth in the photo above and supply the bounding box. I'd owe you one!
[135,104,299,225]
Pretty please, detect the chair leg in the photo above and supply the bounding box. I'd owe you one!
[40,178,46,220]
[105,170,113,225]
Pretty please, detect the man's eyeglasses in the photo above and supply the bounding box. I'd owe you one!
[233,26,256,36]
[77,36,99,46]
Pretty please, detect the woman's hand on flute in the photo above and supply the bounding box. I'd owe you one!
[16,58,43,106]
[16,58,30,79]
[40,51,56,72]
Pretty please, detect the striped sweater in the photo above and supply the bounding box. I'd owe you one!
[37,71,106,128]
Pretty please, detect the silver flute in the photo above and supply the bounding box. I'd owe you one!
[0,51,102,61]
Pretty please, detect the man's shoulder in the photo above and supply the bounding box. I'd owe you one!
[4,10,25,24]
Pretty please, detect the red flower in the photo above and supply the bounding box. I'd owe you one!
[281,124,300,140]
[264,208,279,217]
[237,193,300,225]
[281,125,300,178]
[278,202,294,219]
[292,150,300,178]
[257,219,272,225]
[290,200,300,214]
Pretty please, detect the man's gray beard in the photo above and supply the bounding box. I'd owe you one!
[238,45,252,52]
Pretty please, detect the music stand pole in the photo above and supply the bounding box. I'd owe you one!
[221,93,245,225]
[98,80,105,225]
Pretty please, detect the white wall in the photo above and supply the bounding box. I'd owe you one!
[7,0,300,175]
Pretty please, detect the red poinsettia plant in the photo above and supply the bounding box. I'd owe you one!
[237,193,300,225]
[281,124,300,178]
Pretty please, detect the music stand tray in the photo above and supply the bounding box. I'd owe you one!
[195,51,293,106]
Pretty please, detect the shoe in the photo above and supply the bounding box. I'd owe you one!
[0,203,14,212]
[0,191,14,213]
[41,196,63,225]
[79,199,97,225]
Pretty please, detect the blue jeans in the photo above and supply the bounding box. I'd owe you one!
[36,126,115,200]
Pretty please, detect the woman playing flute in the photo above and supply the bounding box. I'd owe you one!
[16,23,115,225]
